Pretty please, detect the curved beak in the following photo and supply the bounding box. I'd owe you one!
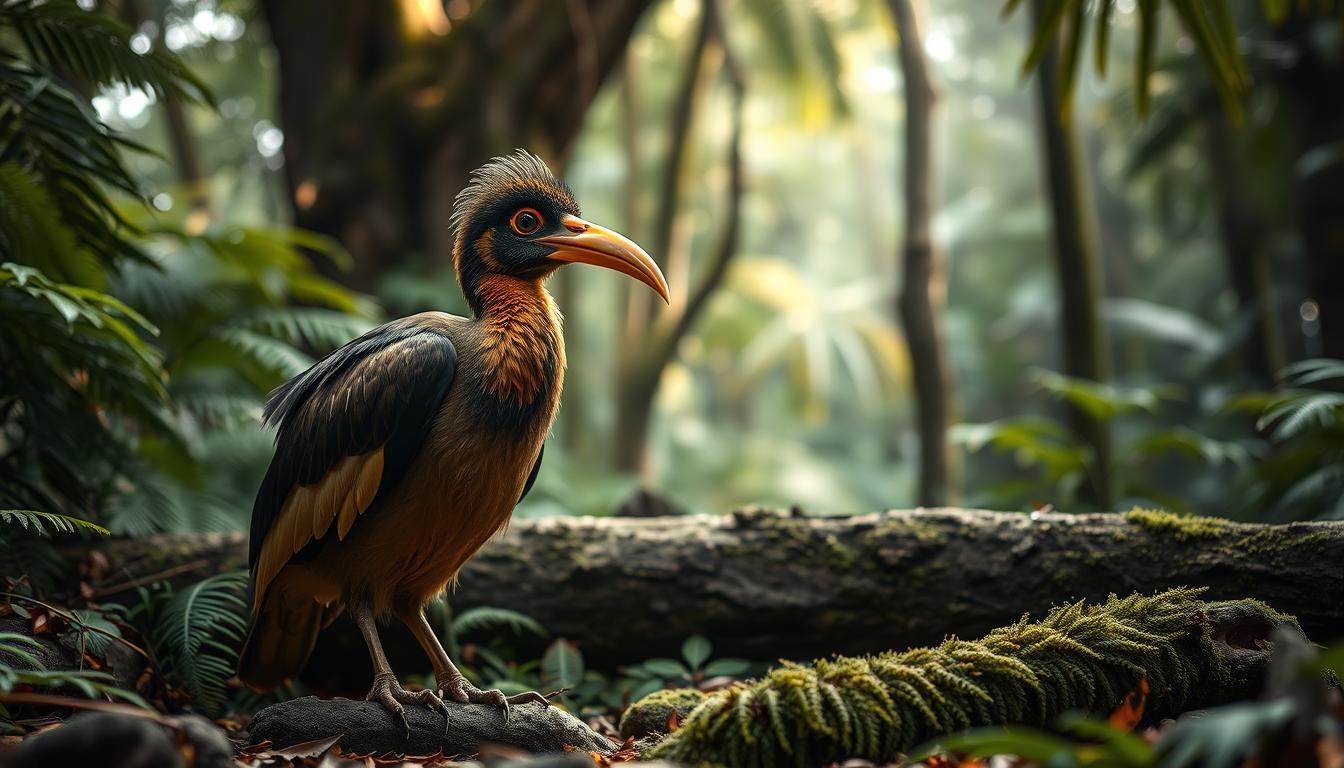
[538,215,670,304]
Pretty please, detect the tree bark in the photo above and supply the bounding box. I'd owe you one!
[259,0,654,289]
[77,509,1344,691]
[888,0,954,507]
[1030,0,1114,508]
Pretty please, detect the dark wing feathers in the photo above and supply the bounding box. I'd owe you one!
[519,444,543,504]
[248,322,458,570]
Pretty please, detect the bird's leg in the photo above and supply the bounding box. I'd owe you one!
[398,606,549,725]
[351,603,448,737]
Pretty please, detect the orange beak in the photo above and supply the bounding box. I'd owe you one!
[539,215,670,304]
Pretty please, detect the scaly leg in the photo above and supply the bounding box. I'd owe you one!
[352,603,448,737]
[398,605,549,725]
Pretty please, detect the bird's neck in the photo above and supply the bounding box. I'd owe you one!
[472,274,566,412]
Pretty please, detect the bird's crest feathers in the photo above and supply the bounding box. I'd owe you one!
[450,149,575,244]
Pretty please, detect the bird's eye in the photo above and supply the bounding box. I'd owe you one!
[510,208,543,236]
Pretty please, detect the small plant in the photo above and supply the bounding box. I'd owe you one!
[952,368,1244,512]
[133,571,248,716]
[623,635,753,701]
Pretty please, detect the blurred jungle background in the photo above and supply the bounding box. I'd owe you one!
[1,0,1343,764]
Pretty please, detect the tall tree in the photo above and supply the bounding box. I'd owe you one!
[1204,111,1285,383]
[886,0,955,506]
[1030,0,1114,508]
[259,0,654,288]
[1273,10,1344,359]
[612,0,745,473]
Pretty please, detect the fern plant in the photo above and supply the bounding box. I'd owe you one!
[0,0,374,538]
[952,368,1245,513]
[0,509,108,595]
[144,571,248,716]
[1230,358,1344,520]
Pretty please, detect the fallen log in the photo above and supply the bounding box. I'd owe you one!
[78,508,1344,690]
[242,696,611,758]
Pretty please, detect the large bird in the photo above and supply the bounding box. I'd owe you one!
[237,151,668,727]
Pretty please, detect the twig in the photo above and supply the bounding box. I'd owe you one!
[92,559,210,597]
[0,692,177,729]
[1,592,153,661]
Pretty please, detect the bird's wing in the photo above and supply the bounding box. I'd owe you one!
[247,321,458,606]
[518,444,543,503]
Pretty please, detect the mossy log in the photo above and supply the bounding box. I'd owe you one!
[632,590,1305,766]
[75,508,1343,688]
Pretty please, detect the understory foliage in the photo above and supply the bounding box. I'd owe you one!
[0,0,371,538]
[645,589,1242,766]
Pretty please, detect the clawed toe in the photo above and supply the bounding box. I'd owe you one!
[437,676,548,725]
[367,673,450,738]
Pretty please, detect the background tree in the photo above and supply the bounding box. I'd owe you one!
[887,0,955,506]
[258,0,654,289]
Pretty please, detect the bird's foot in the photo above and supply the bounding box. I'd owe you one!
[366,672,450,738]
[437,673,549,725]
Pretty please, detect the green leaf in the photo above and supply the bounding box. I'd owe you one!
[681,635,713,670]
[641,658,691,680]
[541,638,584,691]
[702,658,751,678]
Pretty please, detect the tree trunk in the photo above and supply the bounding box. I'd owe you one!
[1205,112,1285,384]
[1275,13,1344,359]
[1030,0,1114,508]
[611,0,744,474]
[888,0,954,507]
[77,509,1344,691]
[259,0,654,289]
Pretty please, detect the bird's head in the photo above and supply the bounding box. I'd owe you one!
[451,150,669,315]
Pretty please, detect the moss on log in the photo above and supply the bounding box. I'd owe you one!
[634,589,1302,766]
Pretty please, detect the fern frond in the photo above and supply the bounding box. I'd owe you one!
[450,606,548,649]
[0,0,211,103]
[150,571,248,715]
[0,509,109,536]
[210,327,313,379]
[241,308,371,350]
[1280,357,1344,387]
[1257,391,1344,440]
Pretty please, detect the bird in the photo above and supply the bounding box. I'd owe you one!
[236,150,668,729]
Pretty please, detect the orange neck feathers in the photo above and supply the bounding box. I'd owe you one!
[474,274,565,406]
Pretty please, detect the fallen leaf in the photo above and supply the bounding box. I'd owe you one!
[1109,677,1150,730]
[242,734,343,760]
[666,709,680,732]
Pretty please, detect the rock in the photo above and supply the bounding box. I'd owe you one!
[618,688,707,740]
[7,713,182,768]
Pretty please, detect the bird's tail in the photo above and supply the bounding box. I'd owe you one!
[236,572,335,691]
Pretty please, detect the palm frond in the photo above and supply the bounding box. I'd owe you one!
[0,0,211,103]
[150,571,248,715]
[1003,0,1248,120]
[0,60,155,269]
